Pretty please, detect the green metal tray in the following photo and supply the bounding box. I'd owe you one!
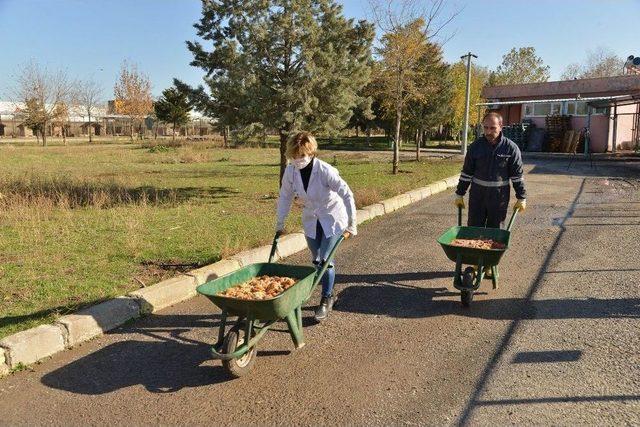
[437,225,511,267]
[197,263,317,321]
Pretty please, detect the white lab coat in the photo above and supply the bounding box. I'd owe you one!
[276,158,357,238]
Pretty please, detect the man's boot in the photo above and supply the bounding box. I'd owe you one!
[314,294,335,321]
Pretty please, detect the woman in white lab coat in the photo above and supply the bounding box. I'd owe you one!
[276,131,357,321]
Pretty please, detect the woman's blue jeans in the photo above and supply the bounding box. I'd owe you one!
[305,222,341,298]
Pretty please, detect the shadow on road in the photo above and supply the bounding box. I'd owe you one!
[335,282,639,320]
[41,314,231,395]
[40,311,306,395]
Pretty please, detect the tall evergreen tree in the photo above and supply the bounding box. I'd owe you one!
[179,0,374,181]
[154,87,191,142]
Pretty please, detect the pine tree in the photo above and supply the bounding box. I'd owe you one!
[179,0,374,181]
[154,87,191,142]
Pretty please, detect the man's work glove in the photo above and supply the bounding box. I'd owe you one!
[514,199,526,212]
[454,195,465,209]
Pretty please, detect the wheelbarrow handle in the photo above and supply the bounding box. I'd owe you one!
[506,206,520,232]
[268,231,282,263]
[458,205,519,231]
[311,234,345,290]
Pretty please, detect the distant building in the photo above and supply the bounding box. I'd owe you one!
[481,75,640,152]
[0,100,217,139]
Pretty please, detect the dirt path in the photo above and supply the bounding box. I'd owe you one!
[0,158,638,426]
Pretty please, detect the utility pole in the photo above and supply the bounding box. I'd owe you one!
[461,52,477,156]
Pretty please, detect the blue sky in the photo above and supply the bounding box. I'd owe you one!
[0,0,638,99]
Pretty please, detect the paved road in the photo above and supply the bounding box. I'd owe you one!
[0,158,638,426]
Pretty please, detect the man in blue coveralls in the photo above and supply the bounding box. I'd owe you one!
[454,112,527,230]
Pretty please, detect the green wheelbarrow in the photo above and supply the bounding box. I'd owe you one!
[437,206,520,307]
[196,233,343,377]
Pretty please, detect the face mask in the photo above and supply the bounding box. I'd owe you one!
[292,156,312,170]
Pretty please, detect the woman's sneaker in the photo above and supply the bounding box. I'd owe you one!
[314,294,335,321]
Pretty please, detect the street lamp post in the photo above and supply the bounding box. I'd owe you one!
[461,52,478,156]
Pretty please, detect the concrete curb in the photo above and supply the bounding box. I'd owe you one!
[186,259,241,285]
[56,297,141,348]
[130,274,199,314]
[0,325,66,369]
[0,172,460,377]
[0,348,9,375]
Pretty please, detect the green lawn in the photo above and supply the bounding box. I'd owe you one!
[0,140,461,338]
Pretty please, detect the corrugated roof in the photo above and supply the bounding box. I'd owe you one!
[483,75,640,100]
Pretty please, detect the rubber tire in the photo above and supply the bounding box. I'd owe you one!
[461,267,475,307]
[461,289,474,307]
[222,325,257,378]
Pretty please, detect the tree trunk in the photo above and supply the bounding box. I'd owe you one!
[88,112,93,143]
[279,129,289,186]
[393,110,401,174]
[172,122,176,142]
[42,122,47,146]
[62,125,67,146]
[415,127,420,162]
[365,126,371,147]
[222,126,228,148]
[130,120,134,141]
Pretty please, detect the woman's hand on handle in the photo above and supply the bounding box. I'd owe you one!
[514,198,526,212]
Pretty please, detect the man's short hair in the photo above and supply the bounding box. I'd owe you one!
[483,111,503,125]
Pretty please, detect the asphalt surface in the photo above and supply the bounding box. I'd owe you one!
[0,157,638,426]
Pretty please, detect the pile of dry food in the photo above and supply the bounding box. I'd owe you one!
[450,238,506,250]
[219,275,297,300]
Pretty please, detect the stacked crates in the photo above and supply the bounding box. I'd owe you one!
[545,115,572,152]
[502,122,533,150]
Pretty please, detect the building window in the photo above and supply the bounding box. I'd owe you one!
[533,103,551,116]
[524,104,533,116]
[575,101,588,115]
[523,101,608,118]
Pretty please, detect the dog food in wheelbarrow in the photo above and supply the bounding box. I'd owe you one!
[450,238,506,250]
[219,275,297,300]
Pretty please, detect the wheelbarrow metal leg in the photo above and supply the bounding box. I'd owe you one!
[491,265,499,289]
[454,253,463,288]
[215,310,228,350]
[474,259,484,290]
[286,307,305,349]
[244,317,254,347]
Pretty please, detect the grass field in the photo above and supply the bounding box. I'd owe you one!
[0,139,461,338]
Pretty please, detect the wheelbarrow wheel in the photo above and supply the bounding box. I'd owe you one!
[461,267,475,307]
[222,324,257,378]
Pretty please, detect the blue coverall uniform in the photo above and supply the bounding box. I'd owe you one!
[456,133,526,228]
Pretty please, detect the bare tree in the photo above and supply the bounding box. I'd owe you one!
[113,62,153,140]
[369,0,460,174]
[562,47,624,80]
[369,0,460,42]
[12,62,74,146]
[51,102,70,145]
[75,79,103,143]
